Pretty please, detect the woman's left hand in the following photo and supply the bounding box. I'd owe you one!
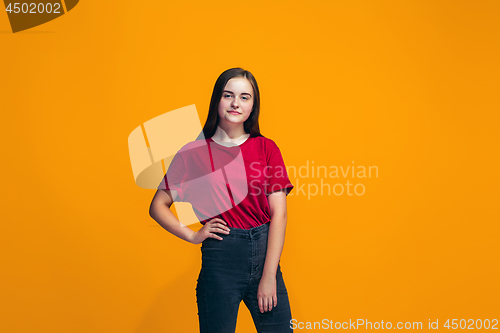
[257,275,277,313]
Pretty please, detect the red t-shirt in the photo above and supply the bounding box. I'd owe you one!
[157,135,294,229]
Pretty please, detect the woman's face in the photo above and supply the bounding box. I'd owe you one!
[217,77,254,126]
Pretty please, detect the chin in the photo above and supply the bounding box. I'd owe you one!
[227,119,245,124]
[220,116,243,125]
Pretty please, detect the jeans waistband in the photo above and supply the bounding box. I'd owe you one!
[225,220,270,239]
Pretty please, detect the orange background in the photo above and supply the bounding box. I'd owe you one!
[1,1,499,332]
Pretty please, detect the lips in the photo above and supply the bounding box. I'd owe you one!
[227,110,241,114]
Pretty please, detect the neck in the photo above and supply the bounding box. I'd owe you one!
[212,124,249,142]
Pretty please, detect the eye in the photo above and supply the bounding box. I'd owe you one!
[223,94,232,98]
[241,96,248,100]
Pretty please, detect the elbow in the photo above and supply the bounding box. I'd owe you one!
[149,191,174,219]
[271,211,287,224]
[149,198,171,219]
[149,200,158,219]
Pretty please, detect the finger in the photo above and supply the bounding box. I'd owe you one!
[217,227,229,234]
[262,297,268,313]
[217,222,230,231]
[215,220,229,230]
[209,225,222,233]
[210,233,223,241]
[211,219,229,231]
[268,297,273,312]
[273,295,278,308]
[258,297,263,313]
[211,224,230,233]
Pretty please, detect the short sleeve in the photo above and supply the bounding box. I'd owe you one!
[157,152,187,202]
[264,142,294,196]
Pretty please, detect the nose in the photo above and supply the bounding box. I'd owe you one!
[231,97,239,108]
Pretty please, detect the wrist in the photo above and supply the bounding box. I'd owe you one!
[261,270,277,281]
[186,230,197,244]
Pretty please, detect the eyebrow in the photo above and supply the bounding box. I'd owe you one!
[223,90,252,97]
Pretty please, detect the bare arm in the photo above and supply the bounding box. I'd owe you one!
[149,189,230,244]
[263,190,288,279]
[257,189,288,313]
[149,189,195,242]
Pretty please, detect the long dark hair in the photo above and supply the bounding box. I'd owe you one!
[197,68,263,140]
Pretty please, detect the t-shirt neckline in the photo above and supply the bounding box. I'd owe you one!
[208,135,251,148]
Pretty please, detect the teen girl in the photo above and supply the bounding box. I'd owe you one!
[149,67,294,332]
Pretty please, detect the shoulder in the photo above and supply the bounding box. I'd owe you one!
[256,135,280,151]
[169,139,209,164]
[177,139,209,153]
[251,135,282,158]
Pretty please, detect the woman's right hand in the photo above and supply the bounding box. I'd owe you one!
[189,218,230,244]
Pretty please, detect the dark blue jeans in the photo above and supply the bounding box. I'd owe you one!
[196,221,293,333]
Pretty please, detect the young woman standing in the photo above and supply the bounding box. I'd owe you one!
[149,68,294,332]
